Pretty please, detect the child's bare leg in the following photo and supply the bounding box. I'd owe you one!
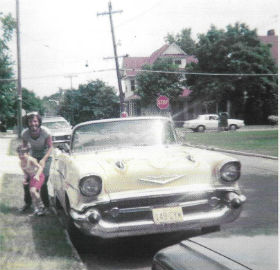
[30,187,44,214]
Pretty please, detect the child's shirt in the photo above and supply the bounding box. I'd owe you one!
[21,156,39,178]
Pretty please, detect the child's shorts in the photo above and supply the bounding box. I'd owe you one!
[29,173,45,190]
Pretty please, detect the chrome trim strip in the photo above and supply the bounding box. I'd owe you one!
[65,181,79,191]
[72,202,244,238]
[179,199,209,208]
[74,186,238,213]
[104,199,209,215]
[108,185,238,202]
[121,199,209,213]
[138,175,186,184]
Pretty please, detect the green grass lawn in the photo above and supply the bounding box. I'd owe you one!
[178,129,278,157]
[0,172,85,270]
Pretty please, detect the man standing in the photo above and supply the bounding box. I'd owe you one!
[20,112,53,212]
[218,112,229,132]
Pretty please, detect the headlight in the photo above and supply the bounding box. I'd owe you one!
[219,162,241,182]
[79,176,102,196]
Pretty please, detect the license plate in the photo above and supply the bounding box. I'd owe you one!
[152,206,183,224]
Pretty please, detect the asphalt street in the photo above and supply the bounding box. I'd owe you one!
[73,153,278,270]
[192,154,278,270]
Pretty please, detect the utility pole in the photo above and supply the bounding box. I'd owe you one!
[64,74,77,90]
[97,1,125,113]
[16,0,22,138]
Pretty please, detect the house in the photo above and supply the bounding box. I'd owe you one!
[122,43,197,118]
[122,31,277,121]
[258,29,278,65]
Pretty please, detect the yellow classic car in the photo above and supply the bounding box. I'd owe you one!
[48,116,246,238]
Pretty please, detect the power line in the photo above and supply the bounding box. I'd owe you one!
[0,68,116,82]
[121,68,278,76]
[0,67,277,82]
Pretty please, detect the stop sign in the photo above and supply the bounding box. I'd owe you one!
[121,111,128,118]
[157,95,169,110]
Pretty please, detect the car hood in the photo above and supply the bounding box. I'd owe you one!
[71,145,232,193]
[49,128,72,136]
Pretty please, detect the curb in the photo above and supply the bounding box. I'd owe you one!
[51,206,87,270]
[63,225,87,270]
[183,143,278,160]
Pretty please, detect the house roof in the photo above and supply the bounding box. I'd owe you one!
[258,35,278,64]
[122,43,198,77]
[123,57,150,77]
[149,44,170,63]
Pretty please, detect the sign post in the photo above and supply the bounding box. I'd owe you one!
[157,95,169,110]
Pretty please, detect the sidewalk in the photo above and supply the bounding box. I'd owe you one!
[0,137,22,191]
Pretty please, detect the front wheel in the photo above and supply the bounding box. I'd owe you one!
[196,125,205,132]
[229,124,237,131]
[64,195,78,234]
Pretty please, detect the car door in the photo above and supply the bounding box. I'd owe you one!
[208,115,219,129]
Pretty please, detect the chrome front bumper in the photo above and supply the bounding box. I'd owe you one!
[70,188,246,238]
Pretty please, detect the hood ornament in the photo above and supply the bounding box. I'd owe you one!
[115,160,125,170]
[186,154,195,162]
[138,175,185,184]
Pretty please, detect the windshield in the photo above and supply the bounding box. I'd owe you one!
[72,119,177,152]
[42,120,70,129]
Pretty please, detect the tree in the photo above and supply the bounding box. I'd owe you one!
[22,88,44,114]
[0,13,16,128]
[135,58,183,107]
[165,28,196,55]
[42,91,63,116]
[58,80,119,126]
[186,23,278,124]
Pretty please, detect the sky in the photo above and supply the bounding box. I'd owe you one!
[1,0,279,98]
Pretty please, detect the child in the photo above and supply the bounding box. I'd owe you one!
[17,144,46,216]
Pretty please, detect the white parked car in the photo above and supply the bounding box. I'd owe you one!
[183,114,245,132]
[42,116,72,144]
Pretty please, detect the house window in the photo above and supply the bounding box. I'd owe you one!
[174,59,182,65]
[131,80,136,91]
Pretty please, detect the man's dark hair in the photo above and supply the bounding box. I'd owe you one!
[25,112,42,127]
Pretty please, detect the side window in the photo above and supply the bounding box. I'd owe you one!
[131,80,136,91]
[174,59,182,65]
